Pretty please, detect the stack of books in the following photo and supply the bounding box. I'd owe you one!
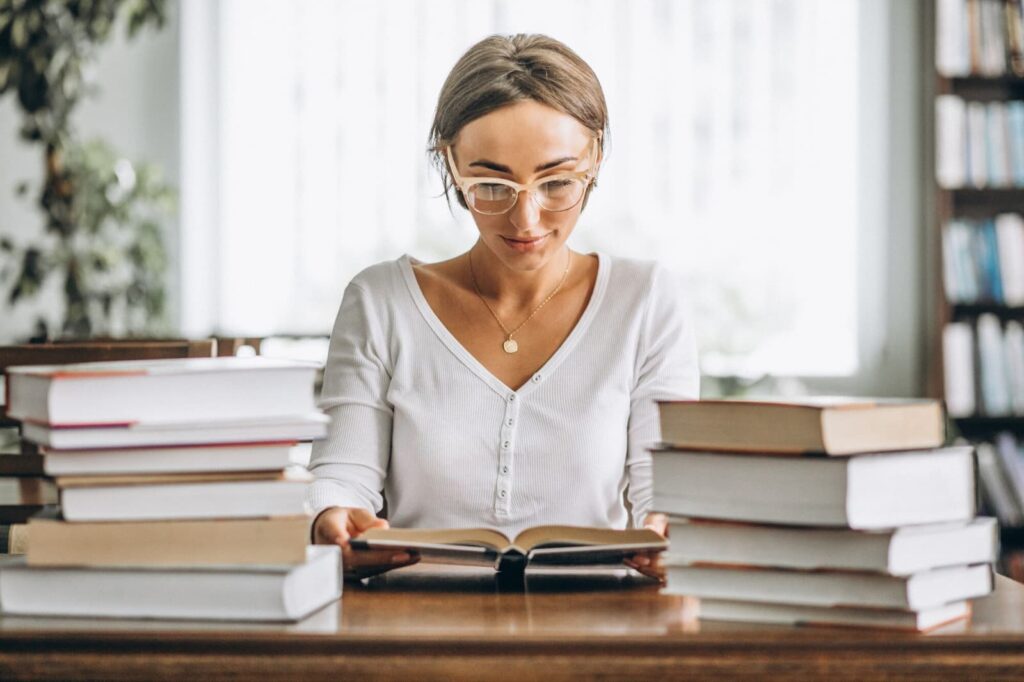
[653,398,998,631]
[0,356,340,622]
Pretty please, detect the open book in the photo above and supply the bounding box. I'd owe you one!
[349,525,667,573]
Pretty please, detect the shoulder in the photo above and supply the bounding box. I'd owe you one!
[347,256,409,297]
[602,255,683,305]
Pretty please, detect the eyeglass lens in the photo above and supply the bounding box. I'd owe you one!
[468,178,586,215]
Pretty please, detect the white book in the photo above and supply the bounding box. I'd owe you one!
[977,441,1024,526]
[60,469,312,522]
[936,95,967,188]
[936,0,970,77]
[42,441,300,476]
[663,517,997,576]
[6,356,320,427]
[696,598,970,632]
[21,413,329,450]
[978,313,1012,416]
[943,322,976,418]
[953,220,980,302]
[942,223,965,302]
[0,546,341,622]
[982,0,1008,76]
[996,213,1024,305]
[968,101,989,188]
[988,102,1012,187]
[1005,320,1024,415]
[1008,103,1024,186]
[995,431,1024,515]
[663,563,993,611]
[651,447,975,530]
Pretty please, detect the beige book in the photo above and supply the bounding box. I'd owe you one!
[26,516,311,567]
[657,397,944,455]
[55,469,291,488]
[352,525,666,572]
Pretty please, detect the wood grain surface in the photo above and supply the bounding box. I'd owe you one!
[0,567,1022,680]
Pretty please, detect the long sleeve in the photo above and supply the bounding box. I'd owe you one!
[306,280,393,516]
[625,265,701,527]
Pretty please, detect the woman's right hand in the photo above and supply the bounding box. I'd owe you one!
[312,506,420,580]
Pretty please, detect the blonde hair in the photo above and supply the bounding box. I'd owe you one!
[428,34,608,211]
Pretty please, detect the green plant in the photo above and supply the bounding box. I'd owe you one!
[0,0,169,340]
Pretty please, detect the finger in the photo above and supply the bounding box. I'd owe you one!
[347,508,388,533]
[343,547,411,567]
[314,516,350,547]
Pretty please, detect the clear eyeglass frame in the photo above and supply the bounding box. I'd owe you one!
[445,135,601,215]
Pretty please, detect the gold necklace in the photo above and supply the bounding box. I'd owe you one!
[468,248,572,354]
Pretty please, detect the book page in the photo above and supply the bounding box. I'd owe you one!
[358,527,512,551]
[512,525,665,552]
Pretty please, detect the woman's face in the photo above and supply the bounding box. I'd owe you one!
[450,100,597,273]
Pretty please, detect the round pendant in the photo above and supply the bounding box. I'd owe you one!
[503,339,519,354]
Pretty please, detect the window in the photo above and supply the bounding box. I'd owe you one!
[182,0,877,380]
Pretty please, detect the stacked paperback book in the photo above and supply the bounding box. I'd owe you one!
[653,398,997,631]
[0,356,339,622]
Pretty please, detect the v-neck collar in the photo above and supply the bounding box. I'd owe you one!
[398,252,610,399]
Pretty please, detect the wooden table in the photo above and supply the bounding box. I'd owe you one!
[1,567,1023,680]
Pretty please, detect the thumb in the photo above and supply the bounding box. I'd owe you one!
[347,507,390,534]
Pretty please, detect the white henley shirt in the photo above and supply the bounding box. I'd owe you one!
[306,253,699,537]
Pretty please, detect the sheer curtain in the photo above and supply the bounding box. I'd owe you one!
[183,0,862,378]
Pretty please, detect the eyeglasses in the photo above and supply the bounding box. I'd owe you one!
[445,135,600,215]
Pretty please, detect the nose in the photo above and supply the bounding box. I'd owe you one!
[508,188,541,231]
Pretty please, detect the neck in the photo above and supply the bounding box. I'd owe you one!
[468,242,571,309]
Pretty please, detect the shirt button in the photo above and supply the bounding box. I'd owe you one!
[532,374,542,383]
[509,394,516,402]
[502,465,509,474]
[503,441,510,448]
[507,419,513,426]
[500,490,507,498]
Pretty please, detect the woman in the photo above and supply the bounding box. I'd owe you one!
[308,34,699,579]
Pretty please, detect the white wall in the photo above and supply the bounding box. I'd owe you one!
[0,3,181,343]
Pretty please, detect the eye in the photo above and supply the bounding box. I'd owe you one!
[540,178,578,195]
[473,183,513,200]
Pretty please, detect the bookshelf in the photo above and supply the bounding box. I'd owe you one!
[929,0,1024,574]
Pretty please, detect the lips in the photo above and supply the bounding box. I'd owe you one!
[501,234,549,252]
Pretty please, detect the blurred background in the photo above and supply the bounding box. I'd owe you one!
[0,0,934,400]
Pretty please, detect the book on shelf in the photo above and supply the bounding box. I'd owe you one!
[4,356,320,427]
[696,598,970,632]
[943,312,1024,418]
[661,563,994,611]
[936,96,1024,189]
[937,0,1024,78]
[943,322,977,417]
[40,441,300,476]
[656,398,944,456]
[0,545,341,622]
[58,468,312,522]
[650,446,976,529]
[25,516,311,568]
[977,440,1024,525]
[663,517,998,576]
[0,452,44,477]
[978,313,1012,415]
[350,526,666,572]
[941,214,1024,305]
[19,413,329,450]
[0,476,58,523]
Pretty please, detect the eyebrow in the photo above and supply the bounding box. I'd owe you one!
[467,156,578,174]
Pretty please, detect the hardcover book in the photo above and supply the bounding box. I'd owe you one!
[656,398,944,455]
[351,526,666,573]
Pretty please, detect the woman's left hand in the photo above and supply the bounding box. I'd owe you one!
[624,512,667,583]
